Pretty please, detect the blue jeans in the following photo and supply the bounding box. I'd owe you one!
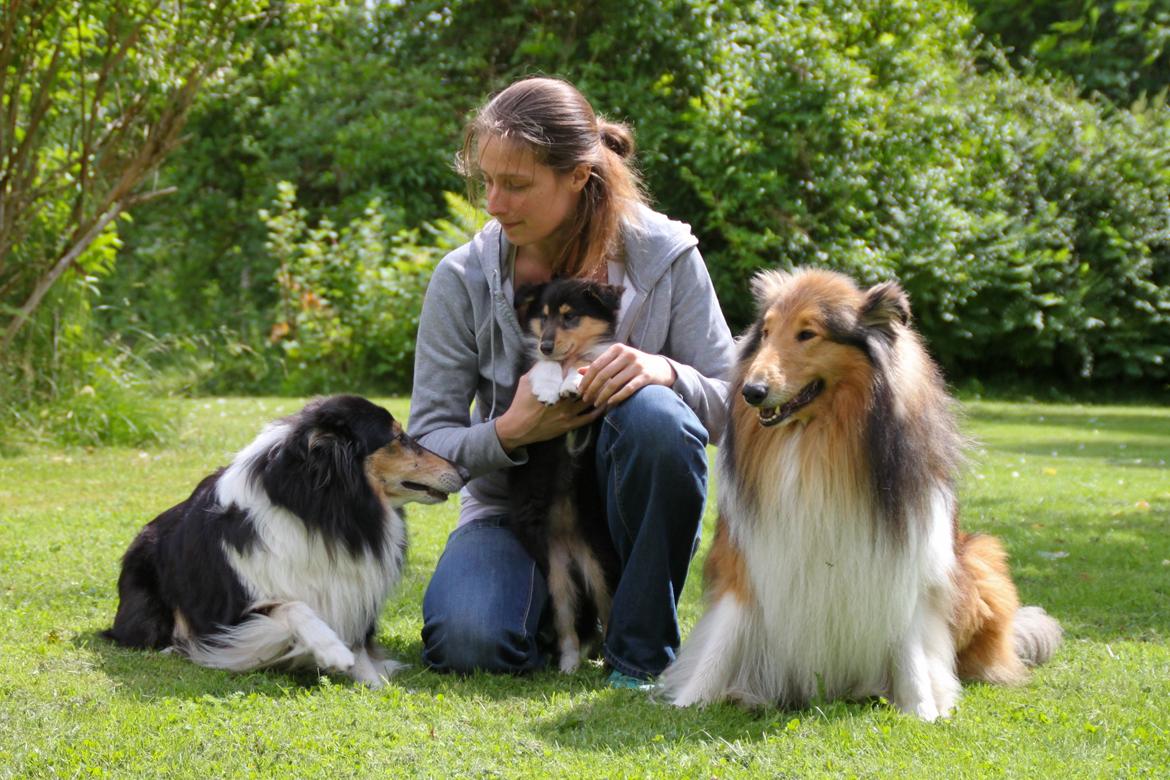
[420,385,708,678]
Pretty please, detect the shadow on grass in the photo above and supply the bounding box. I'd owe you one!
[534,692,885,750]
[83,629,643,704]
[81,630,341,700]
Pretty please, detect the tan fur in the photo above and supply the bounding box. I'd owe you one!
[365,424,465,504]
[736,275,877,497]
[703,518,754,606]
[666,268,1059,714]
[952,533,1027,684]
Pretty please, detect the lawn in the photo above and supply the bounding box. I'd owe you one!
[1,397,1167,778]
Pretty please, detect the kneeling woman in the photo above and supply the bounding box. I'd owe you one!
[409,77,733,685]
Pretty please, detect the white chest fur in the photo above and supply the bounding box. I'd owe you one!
[214,425,405,646]
[721,433,957,702]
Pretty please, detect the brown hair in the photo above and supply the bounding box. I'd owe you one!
[457,76,647,278]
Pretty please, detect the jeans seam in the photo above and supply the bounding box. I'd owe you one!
[519,557,536,645]
[603,416,636,545]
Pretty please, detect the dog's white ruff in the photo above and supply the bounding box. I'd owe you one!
[659,430,961,720]
[176,421,407,687]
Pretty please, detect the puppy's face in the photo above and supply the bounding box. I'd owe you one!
[517,279,622,362]
[364,419,467,508]
[738,270,909,427]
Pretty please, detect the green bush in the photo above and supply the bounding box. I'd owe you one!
[259,186,480,394]
[655,0,1170,382]
[104,0,1170,393]
[969,0,1170,106]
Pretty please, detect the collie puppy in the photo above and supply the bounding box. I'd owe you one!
[659,269,1061,719]
[510,279,623,672]
[104,395,466,687]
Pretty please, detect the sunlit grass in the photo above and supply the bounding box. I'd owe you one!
[1,397,1167,777]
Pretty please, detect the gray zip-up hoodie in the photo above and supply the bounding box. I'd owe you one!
[408,204,734,525]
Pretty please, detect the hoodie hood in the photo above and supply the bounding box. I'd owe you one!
[475,202,700,346]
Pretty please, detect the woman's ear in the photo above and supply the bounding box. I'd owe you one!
[568,163,591,192]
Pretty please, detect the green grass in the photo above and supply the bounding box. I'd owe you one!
[1,397,1168,778]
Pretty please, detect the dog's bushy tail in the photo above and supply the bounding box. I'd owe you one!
[1012,605,1063,667]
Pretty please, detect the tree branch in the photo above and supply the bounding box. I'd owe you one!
[1,186,177,351]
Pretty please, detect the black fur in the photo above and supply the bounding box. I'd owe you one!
[104,396,410,652]
[257,395,395,557]
[508,279,622,657]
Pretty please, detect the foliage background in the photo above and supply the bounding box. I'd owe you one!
[2,0,1169,443]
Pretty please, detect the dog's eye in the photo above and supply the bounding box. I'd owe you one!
[563,313,579,325]
[796,330,816,342]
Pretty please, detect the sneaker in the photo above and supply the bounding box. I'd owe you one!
[606,669,654,691]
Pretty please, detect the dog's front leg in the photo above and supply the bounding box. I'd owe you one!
[891,595,959,721]
[275,601,356,674]
[659,593,752,706]
[558,370,584,398]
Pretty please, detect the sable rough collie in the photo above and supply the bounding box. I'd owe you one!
[659,269,1061,719]
[510,279,623,672]
[104,395,466,687]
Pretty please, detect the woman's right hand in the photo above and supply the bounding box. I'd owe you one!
[494,372,602,453]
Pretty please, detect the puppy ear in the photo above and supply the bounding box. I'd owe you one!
[515,283,544,322]
[859,281,911,334]
[587,283,624,312]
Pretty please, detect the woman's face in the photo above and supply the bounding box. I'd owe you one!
[477,135,589,259]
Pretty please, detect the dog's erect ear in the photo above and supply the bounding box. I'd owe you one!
[750,270,792,316]
[515,283,545,323]
[859,281,910,334]
[586,283,624,313]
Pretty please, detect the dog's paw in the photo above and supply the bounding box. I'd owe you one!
[533,387,561,405]
[558,637,581,674]
[376,658,408,678]
[529,362,564,404]
[558,372,583,398]
[314,642,356,673]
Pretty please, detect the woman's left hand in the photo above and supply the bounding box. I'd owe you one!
[578,344,676,409]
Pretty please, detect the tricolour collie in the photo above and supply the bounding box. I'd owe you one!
[104,395,466,687]
[510,279,623,672]
[659,269,1062,719]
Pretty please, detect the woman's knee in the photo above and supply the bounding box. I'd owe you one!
[419,519,547,674]
[602,385,708,459]
[421,611,539,674]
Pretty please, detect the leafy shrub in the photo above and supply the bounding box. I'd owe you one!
[260,185,481,394]
[969,0,1170,105]
[656,0,1170,382]
[105,0,1170,391]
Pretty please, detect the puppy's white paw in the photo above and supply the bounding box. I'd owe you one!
[559,372,583,398]
[529,363,563,405]
[558,637,581,674]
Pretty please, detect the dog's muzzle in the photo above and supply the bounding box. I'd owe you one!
[743,379,825,426]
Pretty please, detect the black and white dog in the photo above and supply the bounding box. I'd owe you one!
[104,395,466,687]
[510,279,623,673]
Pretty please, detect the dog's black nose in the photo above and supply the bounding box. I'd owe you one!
[742,382,769,406]
[540,340,555,356]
